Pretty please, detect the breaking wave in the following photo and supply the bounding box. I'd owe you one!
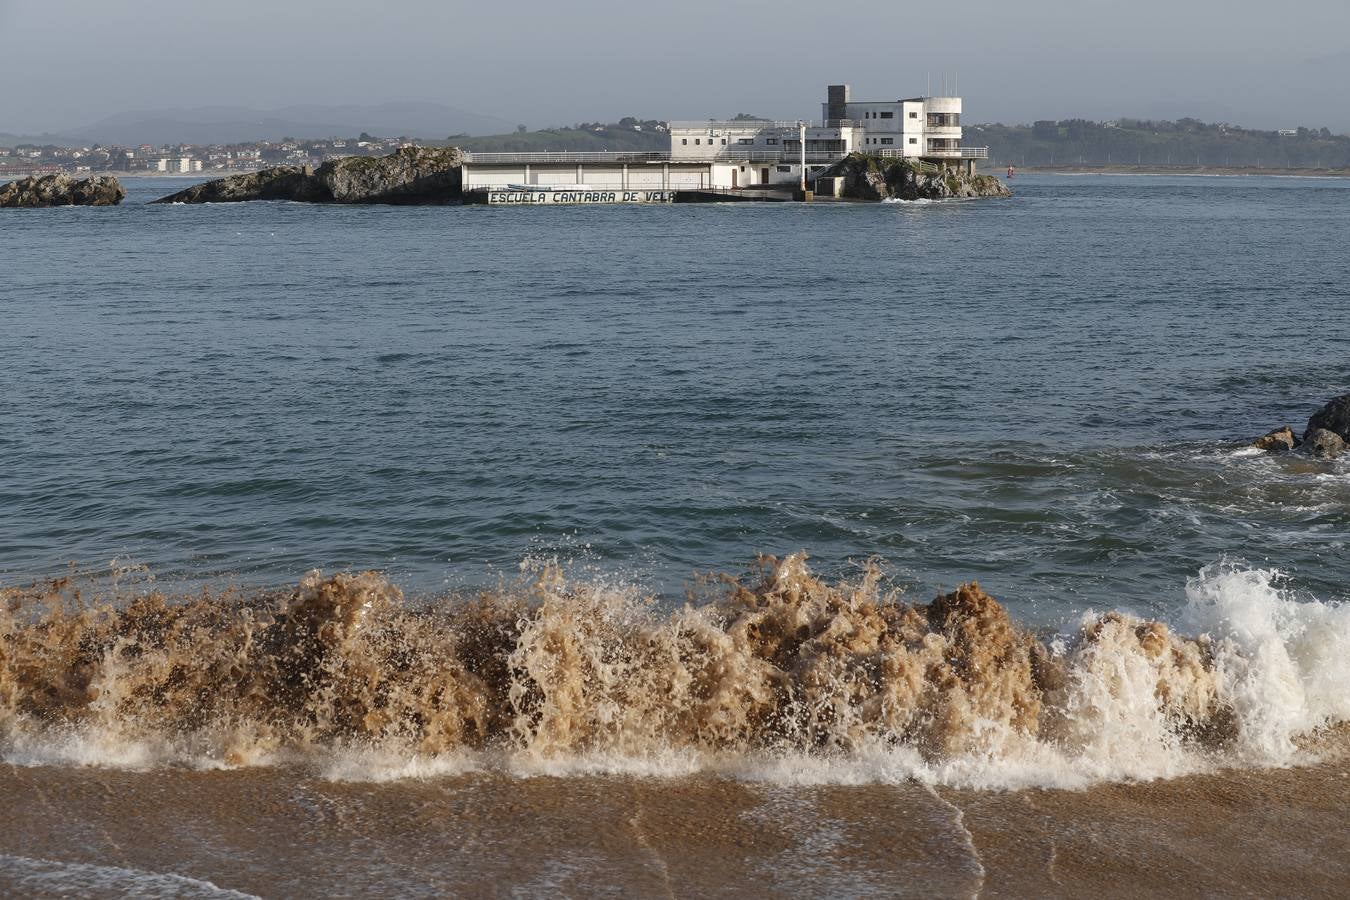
[2,555,1346,789]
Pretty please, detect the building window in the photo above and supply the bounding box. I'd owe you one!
[737,138,754,145]
[694,138,700,145]
[721,138,727,144]
[909,138,917,144]
[682,138,688,145]
[880,138,894,145]
[880,111,894,119]
[777,165,791,172]
[766,138,778,145]
[909,111,918,118]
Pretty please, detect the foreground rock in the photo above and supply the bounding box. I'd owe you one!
[1304,394,1350,444]
[0,174,125,208]
[1302,428,1346,459]
[1252,426,1297,453]
[154,146,465,205]
[1252,393,1350,458]
[815,153,1011,201]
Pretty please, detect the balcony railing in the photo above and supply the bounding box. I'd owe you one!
[668,120,805,130]
[935,147,989,159]
[462,151,671,164]
[463,149,850,166]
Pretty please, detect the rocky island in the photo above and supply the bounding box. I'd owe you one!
[154,146,465,205]
[0,174,125,208]
[816,153,1012,201]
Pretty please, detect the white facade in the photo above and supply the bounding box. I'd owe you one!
[460,84,986,193]
[663,85,983,187]
[156,157,203,173]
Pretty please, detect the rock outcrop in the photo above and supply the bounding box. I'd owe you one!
[152,167,322,204]
[0,174,125,208]
[1252,426,1297,453]
[154,146,465,205]
[1252,394,1350,459]
[1302,428,1346,460]
[814,154,1011,202]
[1304,394,1350,445]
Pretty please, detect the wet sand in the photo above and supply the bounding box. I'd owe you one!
[3,746,1347,898]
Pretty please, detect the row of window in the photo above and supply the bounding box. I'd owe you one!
[860,110,921,119]
[681,136,781,146]
[862,137,919,146]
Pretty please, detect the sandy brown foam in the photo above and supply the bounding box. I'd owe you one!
[1,554,1344,785]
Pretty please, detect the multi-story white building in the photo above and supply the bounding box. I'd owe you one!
[666,85,983,187]
[459,83,987,194]
[156,157,203,173]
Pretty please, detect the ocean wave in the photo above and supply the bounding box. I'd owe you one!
[2,555,1345,790]
[880,197,937,205]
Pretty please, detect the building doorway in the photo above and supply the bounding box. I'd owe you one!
[761,167,770,184]
[731,169,738,188]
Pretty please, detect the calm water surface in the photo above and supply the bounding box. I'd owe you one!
[2,174,1348,619]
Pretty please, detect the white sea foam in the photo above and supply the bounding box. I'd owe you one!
[3,561,1346,791]
[0,853,258,899]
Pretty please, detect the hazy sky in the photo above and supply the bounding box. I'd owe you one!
[3,0,1348,133]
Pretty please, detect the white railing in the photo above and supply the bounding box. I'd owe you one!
[668,120,804,130]
[463,149,848,166]
[462,151,671,164]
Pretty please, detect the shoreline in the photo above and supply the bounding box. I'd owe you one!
[993,163,1350,178]
[3,734,1347,896]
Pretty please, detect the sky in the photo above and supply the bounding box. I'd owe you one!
[2,0,1348,135]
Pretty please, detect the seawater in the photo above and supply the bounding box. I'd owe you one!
[3,174,1347,617]
[3,173,1349,896]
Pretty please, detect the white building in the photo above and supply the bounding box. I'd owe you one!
[156,157,203,173]
[460,83,987,193]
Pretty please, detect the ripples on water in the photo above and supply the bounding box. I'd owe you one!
[1,175,1347,623]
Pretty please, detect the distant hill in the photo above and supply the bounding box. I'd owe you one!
[0,131,83,148]
[69,102,514,146]
[448,121,668,154]
[970,118,1350,169]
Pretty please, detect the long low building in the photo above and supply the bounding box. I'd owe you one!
[460,84,989,196]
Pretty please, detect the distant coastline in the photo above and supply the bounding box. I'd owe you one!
[1001,164,1350,178]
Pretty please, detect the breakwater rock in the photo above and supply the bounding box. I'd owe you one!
[154,146,465,205]
[1252,393,1350,459]
[0,174,125,208]
[816,154,1011,201]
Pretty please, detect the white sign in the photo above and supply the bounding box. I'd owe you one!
[485,190,676,205]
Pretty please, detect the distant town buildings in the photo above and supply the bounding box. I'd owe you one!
[0,135,417,179]
[157,157,203,173]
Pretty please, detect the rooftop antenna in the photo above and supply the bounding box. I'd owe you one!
[927,71,931,98]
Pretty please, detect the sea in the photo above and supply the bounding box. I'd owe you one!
[1,173,1348,897]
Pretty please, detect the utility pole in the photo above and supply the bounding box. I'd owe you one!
[799,121,807,193]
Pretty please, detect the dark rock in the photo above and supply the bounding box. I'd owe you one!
[150,167,322,204]
[1301,428,1346,460]
[1252,426,1297,453]
[1304,393,1350,443]
[318,147,464,203]
[812,153,1011,202]
[153,146,464,205]
[0,174,125,208]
